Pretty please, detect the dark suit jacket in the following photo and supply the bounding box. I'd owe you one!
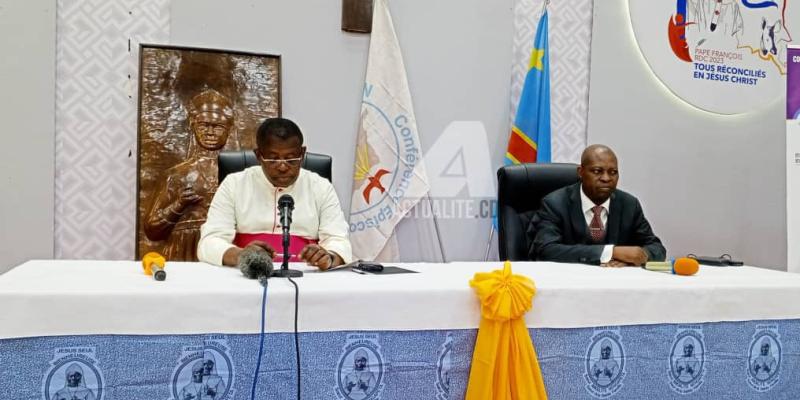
[528,183,666,264]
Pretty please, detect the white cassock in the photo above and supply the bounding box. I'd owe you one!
[198,167,353,265]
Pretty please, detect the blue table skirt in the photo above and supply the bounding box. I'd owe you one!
[4,319,798,399]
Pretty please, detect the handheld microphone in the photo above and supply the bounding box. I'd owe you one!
[673,257,700,276]
[238,247,274,286]
[142,252,167,281]
[643,257,699,276]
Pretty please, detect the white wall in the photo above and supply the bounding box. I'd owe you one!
[588,1,786,270]
[170,0,513,208]
[0,1,56,272]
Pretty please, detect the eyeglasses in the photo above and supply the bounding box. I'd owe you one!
[259,156,303,167]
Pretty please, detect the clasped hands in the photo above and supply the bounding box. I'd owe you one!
[241,241,339,270]
[604,246,648,267]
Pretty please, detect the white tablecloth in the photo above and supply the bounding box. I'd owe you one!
[1,260,800,339]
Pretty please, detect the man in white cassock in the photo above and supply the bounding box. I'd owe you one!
[198,118,353,270]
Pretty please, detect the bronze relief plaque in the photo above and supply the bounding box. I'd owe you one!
[136,45,281,261]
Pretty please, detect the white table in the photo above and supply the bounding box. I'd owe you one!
[2,260,799,338]
[2,260,799,399]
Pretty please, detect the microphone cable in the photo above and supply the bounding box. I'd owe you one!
[249,280,269,400]
[287,276,301,400]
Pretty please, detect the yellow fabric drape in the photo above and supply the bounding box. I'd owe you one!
[465,261,548,400]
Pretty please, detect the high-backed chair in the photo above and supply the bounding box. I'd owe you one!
[497,163,579,261]
[218,150,333,183]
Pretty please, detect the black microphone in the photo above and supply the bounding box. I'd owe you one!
[278,194,294,267]
[273,194,303,278]
[278,194,294,235]
[238,247,274,285]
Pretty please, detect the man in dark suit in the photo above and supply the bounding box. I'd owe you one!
[528,145,665,266]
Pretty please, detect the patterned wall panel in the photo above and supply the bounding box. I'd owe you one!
[55,0,170,259]
[510,0,594,163]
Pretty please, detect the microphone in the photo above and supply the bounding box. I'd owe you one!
[238,247,274,285]
[272,194,303,277]
[673,257,700,276]
[142,252,167,281]
[278,194,294,236]
[278,194,294,269]
[278,195,294,267]
[643,257,699,276]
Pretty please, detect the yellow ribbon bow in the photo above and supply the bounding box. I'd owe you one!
[465,261,548,400]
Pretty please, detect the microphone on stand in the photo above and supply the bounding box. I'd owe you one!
[279,194,293,267]
[272,194,303,278]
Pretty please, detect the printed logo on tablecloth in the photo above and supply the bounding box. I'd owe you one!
[584,328,626,398]
[435,332,454,400]
[335,333,386,400]
[170,336,235,400]
[668,326,706,394]
[43,347,104,400]
[747,325,781,392]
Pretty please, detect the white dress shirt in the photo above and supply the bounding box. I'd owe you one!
[579,187,614,263]
[198,166,353,266]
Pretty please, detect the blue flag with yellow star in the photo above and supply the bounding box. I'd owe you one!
[507,10,550,164]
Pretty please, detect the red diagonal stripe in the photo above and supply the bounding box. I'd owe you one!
[507,131,538,163]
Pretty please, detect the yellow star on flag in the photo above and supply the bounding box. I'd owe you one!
[528,48,545,71]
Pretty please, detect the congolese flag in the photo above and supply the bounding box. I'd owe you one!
[507,10,550,164]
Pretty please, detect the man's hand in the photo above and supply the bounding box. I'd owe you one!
[605,259,629,268]
[222,240,275,267]
[611,246,648,266]
[300,244,339,270]
[243,240,276,259]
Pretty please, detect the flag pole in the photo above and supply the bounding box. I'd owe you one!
[484,224,494,261]
[425,193,447,262]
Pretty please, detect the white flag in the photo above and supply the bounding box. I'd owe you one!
[348,0,430,261]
